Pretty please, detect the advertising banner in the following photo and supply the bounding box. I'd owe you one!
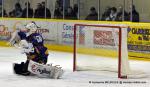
[93,30,114,46]
[0,24,11,41]
[0,20,58,44]
[57,22,74,45]
[0,19,149,57]
[128,26,150,52]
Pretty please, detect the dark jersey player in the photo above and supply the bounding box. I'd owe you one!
[18,29,48,64]
[9,22,63,79]
[11,22,49,75]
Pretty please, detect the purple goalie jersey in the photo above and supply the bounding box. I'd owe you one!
[18,31,48,64]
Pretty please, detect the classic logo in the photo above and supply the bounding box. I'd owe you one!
[31,64,38,72]
[37,68,51,74]
[31,64,50,74]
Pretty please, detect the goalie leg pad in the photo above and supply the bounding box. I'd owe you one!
[28,60,51,77]
[28,60,64,79]
[57,69,64,79]
[49,66,64,79]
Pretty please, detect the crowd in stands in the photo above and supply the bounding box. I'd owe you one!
[54,0,63,19]
[0,5,7,17]
[87,5,139,22]
[85,7,98,20]
[0,0,139,22]
[54,0,78,19]
[0,1,51,18]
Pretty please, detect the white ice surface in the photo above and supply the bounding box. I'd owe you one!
[0,47,150,87]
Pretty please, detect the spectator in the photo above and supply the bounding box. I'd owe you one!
[9,3,22,17]
[116,6,129,21]
[55,0,63,8]
[106,7,117,21]
[34,3,43,18]
[85,7,98,20]
[22,2,33,18]
[9,12,13,17]
[54,2,63,19]
[41,2,51,18]
[65,7,76,19]
[129,5,139,22]
[101,7,111,21]
[0,5,8,17]
[73,4,78,19]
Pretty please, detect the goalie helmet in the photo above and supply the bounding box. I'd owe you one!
[25,22,37,34]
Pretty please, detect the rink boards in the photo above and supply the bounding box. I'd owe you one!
[0,18,150,61]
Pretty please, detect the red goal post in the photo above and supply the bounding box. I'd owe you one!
[73,24,127,79]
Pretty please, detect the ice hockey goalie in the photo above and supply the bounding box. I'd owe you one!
[8,22,64,79]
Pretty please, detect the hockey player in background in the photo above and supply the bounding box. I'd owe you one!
[8,22,63,79]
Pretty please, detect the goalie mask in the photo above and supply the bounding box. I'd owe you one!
[25,22,37,35]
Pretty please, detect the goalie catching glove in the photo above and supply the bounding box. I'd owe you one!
[19,40,34,54]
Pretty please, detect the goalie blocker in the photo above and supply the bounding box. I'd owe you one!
[13,60,64,79]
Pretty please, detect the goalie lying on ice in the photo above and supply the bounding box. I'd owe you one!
[8,22,64,79]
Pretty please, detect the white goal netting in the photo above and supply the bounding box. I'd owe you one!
[73,24,147,79]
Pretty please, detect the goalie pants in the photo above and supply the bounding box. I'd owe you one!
[14,46,49,76]
[26,46,49,64]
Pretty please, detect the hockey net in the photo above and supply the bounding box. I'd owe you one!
[73,24,147,79]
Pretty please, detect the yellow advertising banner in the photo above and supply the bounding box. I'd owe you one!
[128,25,150,52]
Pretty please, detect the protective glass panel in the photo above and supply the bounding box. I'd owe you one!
[21,0,33,18]
[100,0,129,21]
[43,0,52,18]
[79,0,98,20]
[4,0,27,18]
[133,0,149,22]
[124,0,130,22]
[64,0,78,20]
[47,0,54,18]
[53,0,64,19]
[43,0,51,18]
[124,0,133,22]
[30,0,46,18]
[0,0,2,17]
